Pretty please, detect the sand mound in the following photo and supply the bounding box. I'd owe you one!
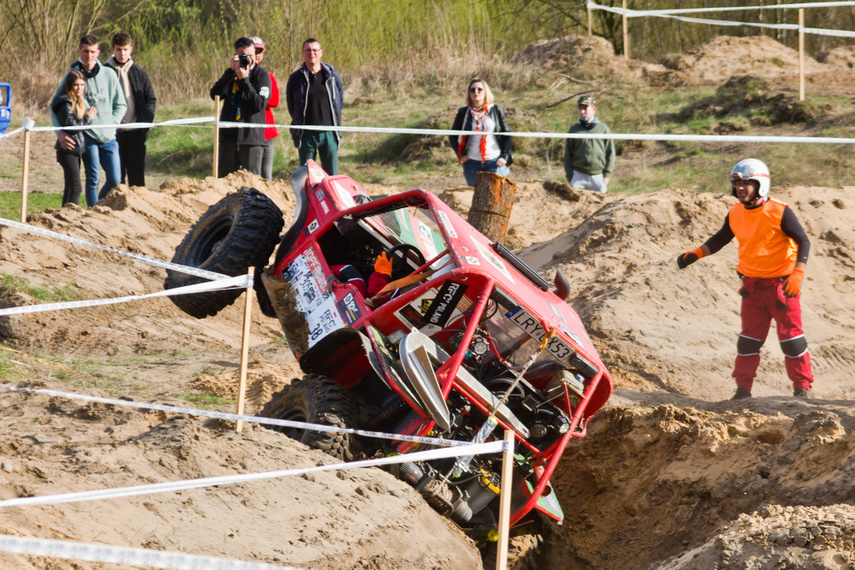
[2,171,855,568]
[543,404,855,569]
[657,35,855,94]
[511,34,629,77]
[520,184,855,401]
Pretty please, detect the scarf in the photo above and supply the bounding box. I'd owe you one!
[578,115,598,130]
[107,56,136,123]
[458,104,489,163]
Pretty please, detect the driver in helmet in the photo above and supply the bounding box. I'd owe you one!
[676,158,814,400]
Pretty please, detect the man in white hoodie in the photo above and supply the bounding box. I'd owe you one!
[51,35,126,207]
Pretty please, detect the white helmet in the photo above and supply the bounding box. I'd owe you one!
[730,158,770,199]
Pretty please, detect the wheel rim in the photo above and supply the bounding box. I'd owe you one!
[188,216,234,265]
[277,408,309,440]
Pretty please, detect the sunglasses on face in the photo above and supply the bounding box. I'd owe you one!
[469,87,484,93]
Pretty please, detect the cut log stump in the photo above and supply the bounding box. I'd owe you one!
[467,171,517,244]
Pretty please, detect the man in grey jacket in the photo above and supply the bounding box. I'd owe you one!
[563,95,615,194]
[285,38,343,175]
[51,35,126,207]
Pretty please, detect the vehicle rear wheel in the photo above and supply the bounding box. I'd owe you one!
[164,187,283,318]
[259,374,361,461]
[480,533,544,570]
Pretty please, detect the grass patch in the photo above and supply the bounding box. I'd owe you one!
[181,393,234,407]
[0,273,85,303]
[0,192,62,220]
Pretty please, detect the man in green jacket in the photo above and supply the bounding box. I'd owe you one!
[51,35,126,207]
[563,95,615,193]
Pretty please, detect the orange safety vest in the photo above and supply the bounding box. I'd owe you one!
[729,198,797,279]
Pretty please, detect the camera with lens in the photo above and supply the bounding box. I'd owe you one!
[238,54,252,69]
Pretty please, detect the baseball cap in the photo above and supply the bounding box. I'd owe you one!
[250,37,265,52]
[577,94,595,106]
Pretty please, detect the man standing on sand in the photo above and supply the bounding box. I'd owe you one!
[106,32,157,188]
[676,158,814,400]
[563,94,615,193]
[51,35,126,207]
[285,38,343,175]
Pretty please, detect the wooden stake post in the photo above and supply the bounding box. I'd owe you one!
[19,118,34,223]
[495,430,515,570]
[213,96,220,178]
[798,9,805,101]
[587,3,593,36]
[467,172,517,244]
[235,268,254,432]
[622,0,629,59]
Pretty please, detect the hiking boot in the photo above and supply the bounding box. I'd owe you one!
[731,387,752,400]
[793,387,811,399]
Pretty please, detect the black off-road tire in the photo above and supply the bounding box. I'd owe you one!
[164,187,283,318]
[260,374,361,461]
[481,533,544,570]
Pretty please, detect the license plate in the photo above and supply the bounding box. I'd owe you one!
[509,307,574,361]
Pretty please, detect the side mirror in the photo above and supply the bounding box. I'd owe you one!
[554,268,570,301]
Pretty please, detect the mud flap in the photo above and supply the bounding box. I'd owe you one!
[519,468,564,523]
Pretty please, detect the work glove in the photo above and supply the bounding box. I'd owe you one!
[676,248,704,269]
[374,252,393,277]
[783,268,804,298]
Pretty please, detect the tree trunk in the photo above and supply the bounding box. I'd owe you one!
[467,171,517,244]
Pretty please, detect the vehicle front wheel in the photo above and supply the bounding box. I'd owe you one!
[259,374,361,461]
[164,187,283,319]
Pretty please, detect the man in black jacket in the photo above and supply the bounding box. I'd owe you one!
[106,32,156,188]
[285,38,343,175]
[210,37,271,177]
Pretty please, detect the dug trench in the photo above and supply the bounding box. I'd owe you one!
[0,171,854,569]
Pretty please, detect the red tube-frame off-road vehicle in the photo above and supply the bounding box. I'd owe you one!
[165,161,613,564]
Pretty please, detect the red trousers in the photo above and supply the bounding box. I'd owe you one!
[733,277,814,391]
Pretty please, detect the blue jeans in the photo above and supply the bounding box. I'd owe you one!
[82,135,121,207]
[462,158,499,187]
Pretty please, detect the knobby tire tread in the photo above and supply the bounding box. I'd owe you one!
[164,187,284,318]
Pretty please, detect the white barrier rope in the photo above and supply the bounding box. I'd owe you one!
[0,383,488,448]
[588,1,855,38]
[0,217,232,280]
[0,440,506,509]
[0,535,299,570]
[7,117,855,144]
[588,0,855,16]
[0,275,250,317]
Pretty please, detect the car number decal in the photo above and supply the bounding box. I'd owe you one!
[507,307,574,361]
[307,295,345,347]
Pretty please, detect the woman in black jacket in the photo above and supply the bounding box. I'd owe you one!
[51,70,96,206]
[449,78,512,186]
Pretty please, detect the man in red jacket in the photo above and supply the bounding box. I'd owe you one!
[251,37,279,180]
[677,158,814,400]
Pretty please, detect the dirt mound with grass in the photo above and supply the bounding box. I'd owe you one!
[511,34,629,77]
[657,35,855,94]
[1,171,855,569]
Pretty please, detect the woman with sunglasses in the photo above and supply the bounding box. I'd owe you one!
[449,78,512,186]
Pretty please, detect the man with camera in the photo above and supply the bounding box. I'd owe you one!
[210,37,271,177]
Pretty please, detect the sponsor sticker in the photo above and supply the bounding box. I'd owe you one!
[305,219,319,235]
[437,211,458,239]
[336,292,362,325]
[423,280,468,328]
